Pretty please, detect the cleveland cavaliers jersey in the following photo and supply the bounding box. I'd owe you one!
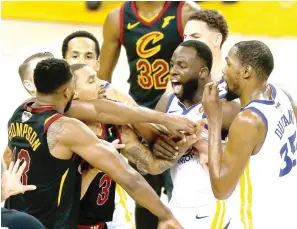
[6,102,80,229]
[78,124,120,226]
[120,1,184,108]
[229,85,297,229]
[167,81,231,228]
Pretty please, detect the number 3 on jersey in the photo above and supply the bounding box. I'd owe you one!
[97,174,112,205]
[137,59,170,90]
[279,131,296,177]
[13,148,31,185]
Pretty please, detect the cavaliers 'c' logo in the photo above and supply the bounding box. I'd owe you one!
[136,31,164,59]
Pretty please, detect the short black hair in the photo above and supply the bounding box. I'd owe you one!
[34,58,73,94]
[62,31,100,58]
[234,40,274,80]
[18,52,54,80]
[179,40,213,72]
[189,10,229,47]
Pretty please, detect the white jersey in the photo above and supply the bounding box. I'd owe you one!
[167,80,231,229]
[229,85,297,229]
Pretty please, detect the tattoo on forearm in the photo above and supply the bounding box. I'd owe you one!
[47,118,65,150]
[123,145,177,174]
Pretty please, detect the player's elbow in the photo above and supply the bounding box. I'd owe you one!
[211,185,233,200]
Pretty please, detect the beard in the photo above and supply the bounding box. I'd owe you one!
[179,78,199,101]
[224,82,240,101]
[64,94,74,113]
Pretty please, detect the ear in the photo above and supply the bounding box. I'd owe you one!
[95,58,100,72]
[242,65,252,79]
[23,80,36,96]
[198,67,210,80]
[213,33,222,48]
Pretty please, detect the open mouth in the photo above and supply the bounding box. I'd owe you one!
[171,79,183,94]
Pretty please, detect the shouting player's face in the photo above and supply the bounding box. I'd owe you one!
[73,65,103,101]
[223,46,244,100]
[65,37,99,71]
[170,46,209,101]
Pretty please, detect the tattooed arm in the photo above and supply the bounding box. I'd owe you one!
[120,125,197,175]
[47,117,179,222]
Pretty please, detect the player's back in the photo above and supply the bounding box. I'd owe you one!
[120,1,184,108]
[230,84,297,229]
[6,102,80,229]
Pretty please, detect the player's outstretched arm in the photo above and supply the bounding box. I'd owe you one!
[98,8,121,82]
[202,82,265,199]
[50,117,179,223]
[120,125,197,175]
[66,99,196,138]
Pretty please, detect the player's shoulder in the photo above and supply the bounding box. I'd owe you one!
[155,92,175,112]
[105,7,121,27]
[235,107,266,130]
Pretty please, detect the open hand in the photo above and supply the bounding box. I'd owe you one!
[1,160,36,201]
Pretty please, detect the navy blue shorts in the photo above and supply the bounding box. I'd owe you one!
[1,207,45,229]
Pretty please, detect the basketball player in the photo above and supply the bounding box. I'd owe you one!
[4,58,184,229]
[71,63,198,229]
[183,9,228,81]
[15,53,197,140]
[99,3,200,227]
[18,52,54,96]
[202,40,297,228]
[152,40,238,229]
[62,31,138,229]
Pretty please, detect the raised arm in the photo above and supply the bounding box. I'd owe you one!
[202,82,265,199]
[49,117,178,223]
[98,8,121,82]
[120,125,196,175]
[66,99,196,138]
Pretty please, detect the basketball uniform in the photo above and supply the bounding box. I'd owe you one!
[228,84,297,229]
[166,81,232,229]
[120,1,184,108]
[5,102,80,229]
[78,124,134,229]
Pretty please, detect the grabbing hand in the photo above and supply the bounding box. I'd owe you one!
[111,139,126,150]
[162,114,196,140]
[152,135,179,160]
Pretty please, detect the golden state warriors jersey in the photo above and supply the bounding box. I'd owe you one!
[229,84,297,229]
[167,80,231,229]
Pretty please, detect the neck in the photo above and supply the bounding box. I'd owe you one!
[180,79,210,108]
[135,1,165,14]
[240,80,269,107]
[210,49,224,82]
[33,94,65,113]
